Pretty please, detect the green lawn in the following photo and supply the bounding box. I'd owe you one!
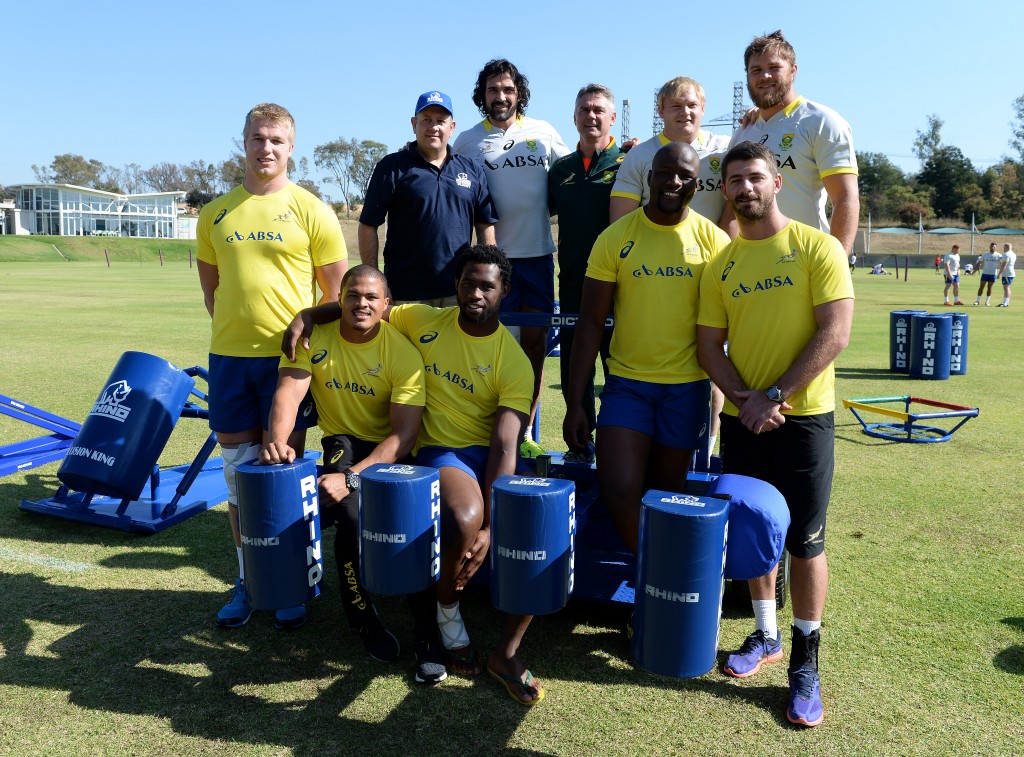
[1,261,1022,755]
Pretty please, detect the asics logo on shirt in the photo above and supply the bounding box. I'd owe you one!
[213,209,227,225]
[721,261,735,280]
[503,140,515,150]
[419,331,438,343]
[312,349,328,364]
[619,241,634,259]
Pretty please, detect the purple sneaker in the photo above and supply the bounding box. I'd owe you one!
[787,666,824,726]
[723,630,783,678]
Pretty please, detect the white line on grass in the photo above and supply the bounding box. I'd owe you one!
[0,546,95,572]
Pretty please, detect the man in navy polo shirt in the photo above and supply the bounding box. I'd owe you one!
[359,91,498,305]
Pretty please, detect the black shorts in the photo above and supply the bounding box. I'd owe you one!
[319,434,377,529]
[719,412,834,559]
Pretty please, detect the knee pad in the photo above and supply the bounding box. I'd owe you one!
[221,442,262,506]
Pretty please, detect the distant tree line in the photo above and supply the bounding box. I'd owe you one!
[15,137,389,214]
[860,95,1024,226]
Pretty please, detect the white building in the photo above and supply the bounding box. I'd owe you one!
[4,184,188,239]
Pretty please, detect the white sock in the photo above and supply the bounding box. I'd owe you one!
[437,601,470,650]
[236,547,245,581]
[986,296,991,304]
[794,617,821,636]
[1003,298,1010,305]
[753,599,778,640]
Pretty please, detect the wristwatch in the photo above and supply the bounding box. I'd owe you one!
[766,385,785,403]
[345,470,360,491]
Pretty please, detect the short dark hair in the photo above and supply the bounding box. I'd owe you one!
[472,59,530,118]
[341,264,387,291]
[454,244,512,289]
[744,30,797,69]
[721,141,779,181]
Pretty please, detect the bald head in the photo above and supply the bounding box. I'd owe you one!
[652,141,699,173]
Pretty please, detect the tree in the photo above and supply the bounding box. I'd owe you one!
[913,114,943,163]
[32,153,106,187]
[857,151,907,219]
[350,140,388,199]
[983,160,1024,220]
[1011,93,1024,162]
[143,162,186,192]
[917,145,979,219]
[294,156,323,200]
[185,187,215,210]
[314,137,388,217]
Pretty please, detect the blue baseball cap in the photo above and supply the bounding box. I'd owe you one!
[415,91,453,117]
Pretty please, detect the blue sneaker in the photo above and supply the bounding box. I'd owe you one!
[723,629,783,678]
[787,666,824,726]
[274,604,307,631]
[217,579,253,629]
[787,626,823,726]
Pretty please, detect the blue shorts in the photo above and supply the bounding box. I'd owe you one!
[945,275,960,284]
[981,273,996,284]
[208,354,317,434]
[597,375,710,449]
[1002,276,1015,286]
[501,254,555,313]
[416,445,489,483]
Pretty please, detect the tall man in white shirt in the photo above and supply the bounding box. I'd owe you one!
[453,59,570,456]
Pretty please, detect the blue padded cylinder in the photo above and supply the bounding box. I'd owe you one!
[910,313,952,380]
[236,458,322,611]
[359,464,440,596]
[490,475,576,616]
[58,351,194,499]
[632,490,729,678]
[707,474,790,581]
[889,310,927,373]
[948,312,969,375]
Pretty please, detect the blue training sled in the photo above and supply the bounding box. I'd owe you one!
[19,351,230,534]
[0,394,82,477]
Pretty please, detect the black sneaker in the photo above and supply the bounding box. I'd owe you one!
[414,638,448,685]
[357,606,400,662]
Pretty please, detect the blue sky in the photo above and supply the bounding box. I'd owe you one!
[4,1,1021,195]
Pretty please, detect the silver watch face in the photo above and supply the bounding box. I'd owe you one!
[767,386,783,402]
[346,472,359,490]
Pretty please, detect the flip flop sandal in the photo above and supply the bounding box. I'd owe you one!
[487,664,545,706]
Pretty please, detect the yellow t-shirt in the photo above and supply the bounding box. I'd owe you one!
[388,304,533,450]
[587,208,730,383]
[698,221,855,415]
[282,321,425,440]
[198,182,346,356]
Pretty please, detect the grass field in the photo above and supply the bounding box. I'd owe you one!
[1,258,1022,755]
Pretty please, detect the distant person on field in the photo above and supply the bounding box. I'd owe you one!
[848,253,856,273]
[197,102,348,631]
[870,262,887,275]
[974,241,1002,306]
[359,91,497,305]
[943,244,963,305]
[698,141,854,729]
[934,254,942,274]
[998,243,1016,307]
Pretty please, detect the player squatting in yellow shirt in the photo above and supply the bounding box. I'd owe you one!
[698,221,855,416]
[198,182,347,356]
[587,207,731,384]
[387,304,533,451]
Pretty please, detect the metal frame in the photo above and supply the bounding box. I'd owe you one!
[843,395,979,443]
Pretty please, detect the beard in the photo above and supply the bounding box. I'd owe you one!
[748,74,794,110]
[486,102,515,123]
[730,192,775,221]
[459,301,499,325]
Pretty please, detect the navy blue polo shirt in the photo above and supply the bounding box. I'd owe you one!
[360,142,498,300]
